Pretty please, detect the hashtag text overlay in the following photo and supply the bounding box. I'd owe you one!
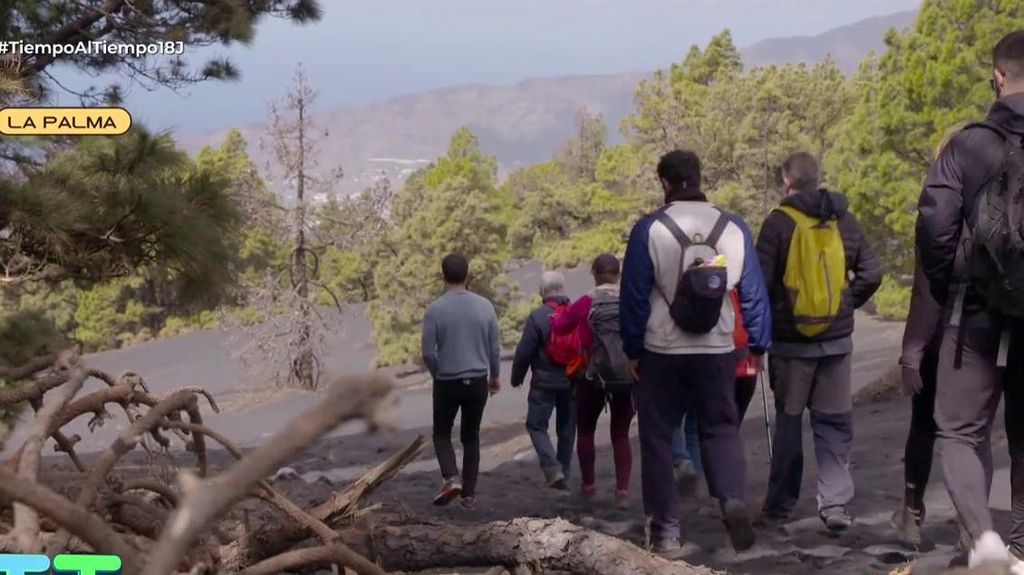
[0,40,185,58]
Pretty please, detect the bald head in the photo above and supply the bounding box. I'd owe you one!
[539,271,565,298]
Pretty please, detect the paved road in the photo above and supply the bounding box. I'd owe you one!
[4,261,906,454]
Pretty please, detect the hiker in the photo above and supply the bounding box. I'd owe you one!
[916,30,1024,562]
[757,152,882,531]
[421,253,502,509]
[672,295,762,495]
[620,149,771,554]
[671,413,702,494]
[893,133,997,548]
[894,257,995,548]
[550,254,635,506]
[511,271,577,490]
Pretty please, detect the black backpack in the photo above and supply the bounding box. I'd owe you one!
[964,121,1024,320]
[586,289,632,395]
[655,208,730,334]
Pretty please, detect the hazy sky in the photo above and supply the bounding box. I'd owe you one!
[53,0,921,135]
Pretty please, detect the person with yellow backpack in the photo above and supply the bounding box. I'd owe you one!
[755,152,882,531]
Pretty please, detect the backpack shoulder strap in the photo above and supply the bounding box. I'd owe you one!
[776,205,804,224]
[963,120,1010,141]
[704,209,729,249]
[655,211,691,250]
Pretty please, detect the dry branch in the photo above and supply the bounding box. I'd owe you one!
[219,435,425,571]
[117,478,180,507]
[237,543,385,575]
[146,374,393,575]
[0,373,66,408]
[0,467,141,573]
[46,389,202,555]
[0,353,58,382]
[13,358,86,551]
[345,517,717,575]
[163,419,343,552]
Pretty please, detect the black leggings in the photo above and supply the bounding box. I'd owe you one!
[432,377,489,497]
[736,375,757,422]
[904,345,939,508]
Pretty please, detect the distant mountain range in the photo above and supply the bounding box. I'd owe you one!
[182,9,918,200]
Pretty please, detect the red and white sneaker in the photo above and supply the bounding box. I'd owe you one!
[432,480,462,506]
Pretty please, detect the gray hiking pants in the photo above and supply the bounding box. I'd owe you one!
[764,354,855,515]
[936,325,1024,555]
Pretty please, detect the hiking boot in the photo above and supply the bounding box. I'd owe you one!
[432,479,462,506]
[651,538,685,560]
[546,469,568,490]
[674,460,699,497]
[820,506,854,532]
[459,496,476,510]
[891,505,924,546]
[721,499,756,551]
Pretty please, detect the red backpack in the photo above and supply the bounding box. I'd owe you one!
[731,290,759,377]
[545,301,585,375]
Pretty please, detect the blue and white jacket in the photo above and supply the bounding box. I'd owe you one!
[620,200,772,359]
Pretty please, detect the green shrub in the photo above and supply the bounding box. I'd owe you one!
[872,275,911,321]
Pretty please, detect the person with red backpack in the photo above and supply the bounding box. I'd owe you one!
[511,271,579,489]
[551,254,635,507]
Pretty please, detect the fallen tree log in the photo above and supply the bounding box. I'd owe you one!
[345,517,718,575]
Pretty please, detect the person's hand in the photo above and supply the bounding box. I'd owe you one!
[901,365,924,395]
[750,347,767,357]
[628,359,640,383]
[750,354,763,372]
[489,378,501,396]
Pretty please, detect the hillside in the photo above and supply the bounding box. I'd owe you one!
[182,9,918,200]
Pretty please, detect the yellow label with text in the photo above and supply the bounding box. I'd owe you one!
[0,107,132,136]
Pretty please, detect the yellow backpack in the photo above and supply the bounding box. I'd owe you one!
[778,205,847,338]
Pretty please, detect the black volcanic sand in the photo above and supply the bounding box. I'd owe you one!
[36,386,1010,575]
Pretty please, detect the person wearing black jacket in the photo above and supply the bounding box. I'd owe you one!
[511,271,576,490]
[893,259,995,549]
[916,31,1024,560]
[757,152,882,531]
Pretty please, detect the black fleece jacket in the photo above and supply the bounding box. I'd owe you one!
[917,93,1024,325]
[756,189,883,344]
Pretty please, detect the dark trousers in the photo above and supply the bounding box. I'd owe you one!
[433,377,490,497]
[764,354,854,515]
[673,374,758,474]
[577,380,635,492]
[935,325,1024,554]
[904,344,939,508]
[526,387,576,481]
[636,351,747,544]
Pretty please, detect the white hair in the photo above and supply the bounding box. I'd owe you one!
[539,271,565,296]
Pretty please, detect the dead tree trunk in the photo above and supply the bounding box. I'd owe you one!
[292,76,315,391]
[346,517,717,575]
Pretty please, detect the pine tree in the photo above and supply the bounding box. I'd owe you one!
[369,128,515,366]
[828,0,1024,274]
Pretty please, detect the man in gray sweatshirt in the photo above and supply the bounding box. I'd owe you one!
[421,253,501,509]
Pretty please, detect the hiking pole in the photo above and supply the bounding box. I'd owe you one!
[759,359,774,460]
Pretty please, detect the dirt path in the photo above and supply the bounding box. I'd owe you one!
[264,390,1010,575]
